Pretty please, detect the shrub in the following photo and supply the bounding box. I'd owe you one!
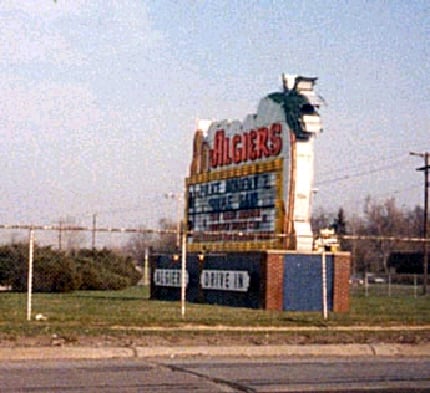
[0,245,141,292]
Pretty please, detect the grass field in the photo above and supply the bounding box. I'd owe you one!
[0,286,429,345]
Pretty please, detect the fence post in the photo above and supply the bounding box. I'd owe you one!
[26,229,35,322]
[388,273,391,297]
[181,221,187,318]
[321,251,328,320]
[365,271,369,297]
[144,247,149,286]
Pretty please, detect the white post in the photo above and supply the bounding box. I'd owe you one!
[388,273,391,297]
[322,250,328,321]
[165,193,182,249]
[181,222,187,318]
[176,197,181,250]
[144,247,149,286]
[365,271,369,297]
[26,229,35,322]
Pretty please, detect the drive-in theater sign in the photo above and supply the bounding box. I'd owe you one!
[151,75,351,312]
[187,74,322,252]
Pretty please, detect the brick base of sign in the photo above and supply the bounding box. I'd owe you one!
[333,252,351,312]
[150,250,351,312]
[263,252,284,311]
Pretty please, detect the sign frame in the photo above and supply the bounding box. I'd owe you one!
[186,158,285,252]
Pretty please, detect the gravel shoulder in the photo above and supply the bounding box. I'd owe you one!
[1,325,429,348]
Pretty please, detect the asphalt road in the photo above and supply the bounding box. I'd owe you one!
[1,357,429,392]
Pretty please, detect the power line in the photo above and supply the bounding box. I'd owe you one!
[315,156,411,186]
[0,224,177,235]
[316,153,410,180]
[360,183,422,200]
[2,223,430,243]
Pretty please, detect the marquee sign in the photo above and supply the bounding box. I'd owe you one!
[186,74,322,252]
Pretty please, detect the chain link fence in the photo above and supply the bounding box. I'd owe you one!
[1,226,429,320]
[350,273,426,297]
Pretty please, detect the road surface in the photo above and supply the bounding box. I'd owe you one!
[1,356,430,392]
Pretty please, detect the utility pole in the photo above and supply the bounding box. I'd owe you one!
[58,218,63,251]
[410,151,429,295]
[92,213,97,251]
[165,193,183,249]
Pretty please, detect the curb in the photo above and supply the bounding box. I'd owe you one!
[371,343,430,357]
[110,325,430,332]
[0,347,134,361]
[0,344,429,361]
[135,344,374,358]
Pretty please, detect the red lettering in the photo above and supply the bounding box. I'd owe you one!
[269,123,282,155]
[211,130,225,168]
[232,134,242,164]
[222,135,232,165]
[242,132,249,163]
[257,127,269,158]
[248,130,258,160]
[209,124,283,169]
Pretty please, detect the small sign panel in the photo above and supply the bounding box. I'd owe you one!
[153,269,188,287]
[201,270,250,292]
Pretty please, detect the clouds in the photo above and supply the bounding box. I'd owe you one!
[0,1,85,67]
[0,1,170,224]
[0,0,166,138]
[0,77,100,134]
[0,0,429,232]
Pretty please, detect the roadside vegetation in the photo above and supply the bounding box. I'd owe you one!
[0,245,141,292]
[0,197,428,345]
[313,197,426,274]
[0,286,428,346]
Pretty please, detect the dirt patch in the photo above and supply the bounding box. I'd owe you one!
[1,330,429,348]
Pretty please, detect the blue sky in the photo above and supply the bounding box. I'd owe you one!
[1,0,429,239]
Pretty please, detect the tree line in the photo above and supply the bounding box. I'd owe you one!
[312,196,425,273]
[0,200,425,293]
[126,202,427,275]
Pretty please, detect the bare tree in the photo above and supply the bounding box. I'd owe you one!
[59,216,86,252]
[311,206,333,235]
[124,225,153,266]
[357,196,422,272]
[154,218,177,253]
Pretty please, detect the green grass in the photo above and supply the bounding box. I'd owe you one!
[0,286,429,339]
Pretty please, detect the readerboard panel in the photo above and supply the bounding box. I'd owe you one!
[187,159,284,251]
